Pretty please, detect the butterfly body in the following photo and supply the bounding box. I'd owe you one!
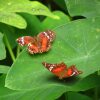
[16,30,55,54]
[42,62,82,79]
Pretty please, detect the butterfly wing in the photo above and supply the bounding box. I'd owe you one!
[62,65,82,78]
[37,30,55,53]
[42,62,82,79]
[38,30,55,43]
[27,37,39,54]
[38,32,51,53]
[42,62,67,79]
[16,36,34,46]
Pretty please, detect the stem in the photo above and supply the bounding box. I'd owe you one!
[4,34,15,62]
[16,45,20,57]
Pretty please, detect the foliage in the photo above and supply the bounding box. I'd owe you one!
[0,0,100,100]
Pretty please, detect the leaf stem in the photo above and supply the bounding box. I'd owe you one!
[16,45,20,57]
[4,34,15,62]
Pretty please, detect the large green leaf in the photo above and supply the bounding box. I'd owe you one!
[42,11,70,29]
[5,17,100,90]
[1,75,100,100]
[0,75,66,100]
[0,0,59,28]
[66,0,100,17]
[0,33,6,60]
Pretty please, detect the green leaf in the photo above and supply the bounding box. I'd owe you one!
[66,0,100,18]
[1,75,100,100]
[5,16,100,91]
[0,87,65,100]
[0,33,6,60]
[42,11,70,29]
[0,76,65,100]
[0,65,10,74]
[0,12,27,29]
[67,92,92,100]
[0,0,59,28]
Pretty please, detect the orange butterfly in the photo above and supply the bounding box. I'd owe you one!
[16,30,55,54]
[42,62,82,79]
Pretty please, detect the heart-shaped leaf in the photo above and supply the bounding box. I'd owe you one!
[0,0,59,28]
[5,17,100,90]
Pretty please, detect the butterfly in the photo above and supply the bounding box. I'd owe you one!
[16,30,55,54]
[42,62,82,79]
